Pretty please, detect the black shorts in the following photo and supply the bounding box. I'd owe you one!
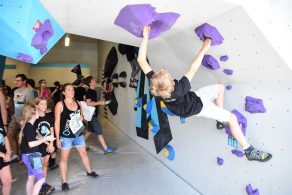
[88,117,103,135]
[0,158,9,170]
[39,144,50,157]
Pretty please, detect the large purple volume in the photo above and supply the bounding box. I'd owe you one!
[202,55,220,70]
[195,23,224,46]
[31,19,54,55]
[245,96,267,113]
[16,53,33,63]
[225,109,247,136]
[114,4,180,39]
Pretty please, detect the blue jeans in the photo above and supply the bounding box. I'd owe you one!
[60,135,86,150]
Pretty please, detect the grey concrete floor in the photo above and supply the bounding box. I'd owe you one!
[10,118,199,195]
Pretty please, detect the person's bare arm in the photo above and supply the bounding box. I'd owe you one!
[137,26,152,75]
[86,98,105,106]
[54,102,62,148]
[0,92,7,128]
[28,136,55,148]
[184,39,211,81]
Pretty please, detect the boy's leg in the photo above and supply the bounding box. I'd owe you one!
[89,117,107,150]
[196,93,272,162]
[215,84,225,108]
[0,166,12,195]
[196,84,227,129]
[227,113,250,149]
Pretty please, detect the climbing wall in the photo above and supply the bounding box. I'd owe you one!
[97,6,292,195]
[36,0,292,194]
[0,0,64,64]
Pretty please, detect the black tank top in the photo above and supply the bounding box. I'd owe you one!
[60,100,82,138]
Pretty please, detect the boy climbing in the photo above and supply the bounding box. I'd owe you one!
[137,26,272,162]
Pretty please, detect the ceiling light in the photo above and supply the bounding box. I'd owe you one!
[65,34,70,47]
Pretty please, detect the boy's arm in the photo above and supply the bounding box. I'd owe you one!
[137,26,152,75]
[86,98,105,106]
[184,39,211,81]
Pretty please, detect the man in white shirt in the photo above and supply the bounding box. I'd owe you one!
[8,74,34,159]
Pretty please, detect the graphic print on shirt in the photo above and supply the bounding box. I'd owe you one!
[37,121,51,136]
[14,91,26,122]
[0,128,4,146]
[14,90,27,104]
[63,110,83,136]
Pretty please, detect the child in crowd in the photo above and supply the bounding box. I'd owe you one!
[46,99,59,170]
[137,26,272,162]
[37,80,51,100]
[34,97,55,194]
[20,103,55,195]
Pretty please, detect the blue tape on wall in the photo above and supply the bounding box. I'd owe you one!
[0,55,6,80]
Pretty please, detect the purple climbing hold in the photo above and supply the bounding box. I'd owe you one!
[217,157,224,166]
[194,23,224,46]
[16,53,33,63]
[114,4,180,39]
[225,110,247,136]
[223,69,234,75]
[246,184,260,195]
[31,19,54,55]
[231,149,244,158]
[245,96,267,113]
[226,85,232,90]
[220,55,229,62]
[202,55,220,70]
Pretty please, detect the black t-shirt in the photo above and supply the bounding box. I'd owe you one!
[86,89,98,116]
[53,88,61,104]
[35,113,54,136]
[146,71,203,118]
[20,123,39,154]
[74,86,86,101]
[0,127,7,154]
[0,127,8,168]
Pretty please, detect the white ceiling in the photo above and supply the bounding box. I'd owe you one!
[40,0,292,70]
[40,0,238,46]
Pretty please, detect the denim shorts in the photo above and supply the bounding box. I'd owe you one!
[22,153,44,181]
[60,135,86,150]
[88,116,103,135]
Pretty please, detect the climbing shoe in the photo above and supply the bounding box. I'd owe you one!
[245,146,272,162]
[216,121,228,130]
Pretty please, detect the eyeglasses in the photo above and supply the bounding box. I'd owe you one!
[14,80,23,82]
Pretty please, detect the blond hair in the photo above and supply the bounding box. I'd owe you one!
[18,103,37,144]
[150,70,174,99]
